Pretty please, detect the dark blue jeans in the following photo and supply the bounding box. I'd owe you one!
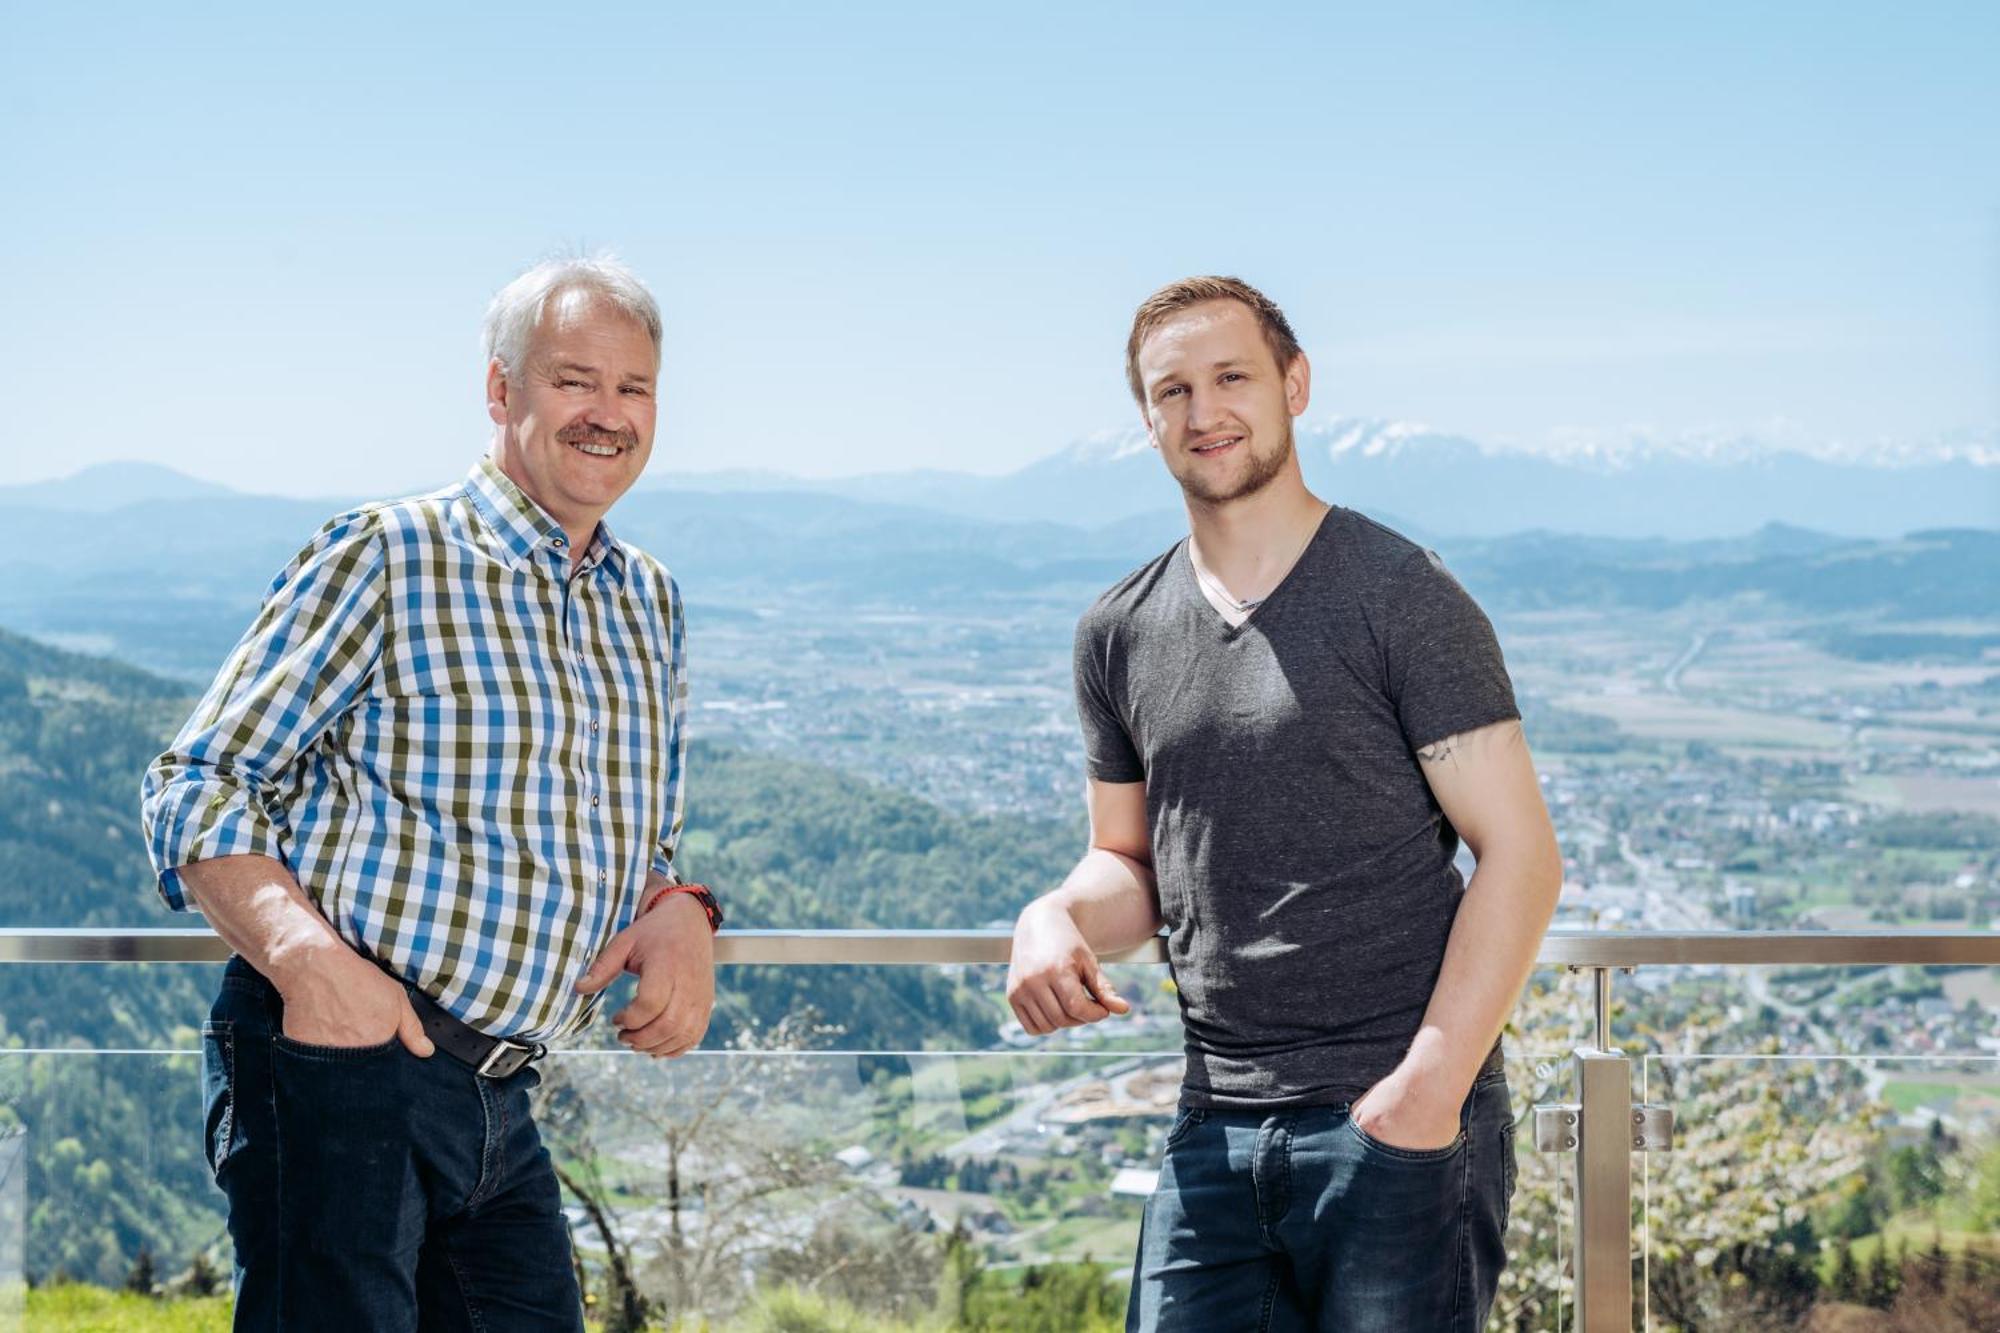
[200,957,584,1331]
[1127,1067,1516,1332]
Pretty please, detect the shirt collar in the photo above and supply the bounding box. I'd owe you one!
[580,522,632,589]
[464,456,630,589]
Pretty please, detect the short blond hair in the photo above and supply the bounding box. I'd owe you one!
[1124,275,1303,403]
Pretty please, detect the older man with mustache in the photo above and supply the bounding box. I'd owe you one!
[142,255,719,1331]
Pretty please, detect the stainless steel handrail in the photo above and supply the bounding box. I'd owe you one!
[2,926,1997,966]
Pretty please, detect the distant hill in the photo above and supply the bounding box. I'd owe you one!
[0,462,235,512]
[1448,526,2000,621]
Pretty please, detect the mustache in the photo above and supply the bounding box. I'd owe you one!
[556,422,640,451]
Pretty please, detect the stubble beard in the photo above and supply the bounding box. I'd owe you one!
[1175,420,1296,507]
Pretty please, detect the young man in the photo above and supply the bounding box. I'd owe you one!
[140,255,721,1331]
[1005,277,1562,1332]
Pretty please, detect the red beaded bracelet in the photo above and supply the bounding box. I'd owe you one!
[640,882,723,932]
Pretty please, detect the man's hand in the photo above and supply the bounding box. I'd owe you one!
[575,892,716,1058]
[1349,1070,1463,1152]
[271,940,435,1056]
[179,854,435,1057]
[1006,898,1131,1036]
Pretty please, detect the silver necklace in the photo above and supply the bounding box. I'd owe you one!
[1190,513,1323,615]
[1191,560,1265,612]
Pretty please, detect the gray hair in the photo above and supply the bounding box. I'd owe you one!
[482,254,663,379]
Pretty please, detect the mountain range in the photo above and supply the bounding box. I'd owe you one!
[633,419,2000,539]
[9,420,1997,541]
[0,447,1994,683]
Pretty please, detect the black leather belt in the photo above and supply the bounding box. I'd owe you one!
[407,985,546,1079]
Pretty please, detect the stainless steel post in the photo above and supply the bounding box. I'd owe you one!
[1574,1044,1634,1330]
[1571,966,1633,1331]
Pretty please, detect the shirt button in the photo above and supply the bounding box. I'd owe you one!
[552,537,566,548]
[590,719,600,733]
[591,795,600,808]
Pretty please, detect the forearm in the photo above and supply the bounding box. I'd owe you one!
[1397,841,1562,1099]
[179,853,353,991]
[1033,848,1163,954]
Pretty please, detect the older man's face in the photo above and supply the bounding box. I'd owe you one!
[487,295,658,540]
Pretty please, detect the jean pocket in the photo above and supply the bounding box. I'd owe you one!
[1345,1116,1466,1163]
[271,1032,403,1062]
[1164,1105,1208,1151]
[200,1021,236,1179]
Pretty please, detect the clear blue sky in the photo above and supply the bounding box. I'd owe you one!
[2,2,1995,496]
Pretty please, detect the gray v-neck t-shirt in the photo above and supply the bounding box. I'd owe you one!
[1073,507,1519,1108]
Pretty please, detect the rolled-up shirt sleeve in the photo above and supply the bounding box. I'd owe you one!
[139,510,388,910]
[647,572,690,887]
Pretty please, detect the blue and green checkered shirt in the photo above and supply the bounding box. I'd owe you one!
[141,456,689,1042]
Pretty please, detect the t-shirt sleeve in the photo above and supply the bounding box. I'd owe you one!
[1380,548,1520,752]
[1072,612,1146,784]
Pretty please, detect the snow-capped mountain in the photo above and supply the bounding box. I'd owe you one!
[742,419,1999,538]
[15,418,1996,542]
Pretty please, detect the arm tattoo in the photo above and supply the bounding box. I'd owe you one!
[1417,720,1524,766]
[1417,735,1461,766]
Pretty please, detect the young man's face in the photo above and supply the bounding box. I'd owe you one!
[1135,299,1310,506]
[486,295,659,536]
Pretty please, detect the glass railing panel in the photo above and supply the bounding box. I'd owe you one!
[0,1041,1582,1329]
[540,1047,1177,1327]
[39,944,2000,1329]
[1641,1052,2000,1332]
[1495,966,1619,1332]
[0,974,1190,1331]
[542,1047,1587,1330]
[1614,962,2000,1065]
[1501,1052,1577,1333]
[1615,962,2000,1331]
[722,960,1188,1058]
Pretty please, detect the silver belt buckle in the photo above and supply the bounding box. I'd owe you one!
[476,1038,538,1079]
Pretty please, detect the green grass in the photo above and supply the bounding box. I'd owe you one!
[1848,776,1903,809]
[1033,1214,1140,1264]
[1879,1080,1965,1115]
[1790,883,1865,913]
[1816,1216,2000,1280]
[25,1286,618,1332]
[25,1285,233,1330]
